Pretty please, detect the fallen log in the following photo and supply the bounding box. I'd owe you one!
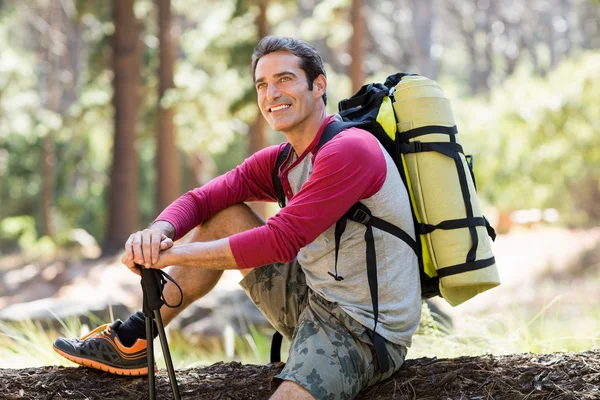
[1,350,598,399]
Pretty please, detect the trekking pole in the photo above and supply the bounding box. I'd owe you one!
[140,265,181,400]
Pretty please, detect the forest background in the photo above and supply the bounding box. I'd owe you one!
[0,0,599,368]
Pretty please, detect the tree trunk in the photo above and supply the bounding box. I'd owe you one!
[40,0,63,238]
[412,0,437,79]
[349,0,365,94]
[248,0,269,219]
[156,0,180,214]
[103,0,140,255]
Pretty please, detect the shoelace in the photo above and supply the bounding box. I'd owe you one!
[79,323,112,341]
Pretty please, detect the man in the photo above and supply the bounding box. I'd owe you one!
[53,36,422,400]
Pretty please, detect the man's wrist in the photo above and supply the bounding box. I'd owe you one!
[150,220,176,239]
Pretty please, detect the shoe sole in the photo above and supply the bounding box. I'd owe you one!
[53,345,156,376]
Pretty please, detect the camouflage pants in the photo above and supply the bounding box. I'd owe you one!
[240,259,407,400]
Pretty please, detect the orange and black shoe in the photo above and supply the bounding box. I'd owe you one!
[53,320,154,376]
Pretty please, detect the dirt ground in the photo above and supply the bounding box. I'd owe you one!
[1,350,598,400]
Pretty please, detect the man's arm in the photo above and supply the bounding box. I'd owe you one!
[154,144,284,241]
[229,128,388,269]
[122,237,237,275]
[122,144,284,273]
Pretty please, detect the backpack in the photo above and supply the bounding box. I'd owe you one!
[270,73,500,372]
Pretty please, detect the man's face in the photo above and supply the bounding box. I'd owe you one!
[254,51,325,133]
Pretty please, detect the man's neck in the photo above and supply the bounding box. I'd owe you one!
[284,109,328,156]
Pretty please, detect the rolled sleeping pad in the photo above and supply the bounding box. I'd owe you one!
[392,75,500,306]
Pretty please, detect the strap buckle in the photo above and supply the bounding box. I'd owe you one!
[413,141,422,153]
[352,208,371,225]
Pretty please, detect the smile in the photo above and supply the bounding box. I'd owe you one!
[269,104,291,112]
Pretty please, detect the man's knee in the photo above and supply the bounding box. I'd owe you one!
[271,380,315,400]
[191,203,264,242]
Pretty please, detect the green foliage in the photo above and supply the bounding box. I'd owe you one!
[454,52,600,226]
[0,216,55,254]
[1,1,599,256]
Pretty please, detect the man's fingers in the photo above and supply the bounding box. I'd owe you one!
[125,236,134,261]
[121,254,142,276]
[141,229,153,267]
[125,229,171,269]
[150,232,161,264]
[131,232,144,266]
[160,236,174,250]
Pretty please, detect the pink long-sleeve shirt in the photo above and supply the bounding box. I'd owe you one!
[155,115,386,269]
[156,115,422,347]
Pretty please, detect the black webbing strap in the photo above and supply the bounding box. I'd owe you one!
[342,203,411,373]
[436,256,496,278]
[272,121,359,209]
[328,218,347,281]
[364,219,390,373]
[399,141,464,156]
[420,217,488,235]
[317,120,362,150]
[399,140,479,263]
[273,144,291,208]
[452,153,478,263]
[484,216,497,241]
[369,216,419,255]
[402,125,458,141]
[270,331,283,363]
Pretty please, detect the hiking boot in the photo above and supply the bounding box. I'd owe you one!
[53,320,154,376]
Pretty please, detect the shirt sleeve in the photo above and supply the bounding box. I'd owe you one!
[229,128,388,269]
[154,143,286,241]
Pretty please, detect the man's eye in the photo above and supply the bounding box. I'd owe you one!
[280,76,291,82]
[256,83,266,90]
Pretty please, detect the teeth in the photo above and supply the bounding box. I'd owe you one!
[270,104,290,112]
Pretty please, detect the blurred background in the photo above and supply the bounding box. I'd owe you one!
[0,0,599,369]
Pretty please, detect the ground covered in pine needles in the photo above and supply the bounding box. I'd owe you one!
[1,350,598,399]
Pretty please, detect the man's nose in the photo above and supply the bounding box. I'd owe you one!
[266,83,281,101]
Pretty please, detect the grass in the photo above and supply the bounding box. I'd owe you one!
[409,296,600,360]
[0,313,287,369]
[1,297,598,370]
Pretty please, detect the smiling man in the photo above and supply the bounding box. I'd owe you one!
[53,37,421,400]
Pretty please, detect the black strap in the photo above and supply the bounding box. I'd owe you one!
[370,216,419,255]
[399,141,464,156]
[345,204,418,256]
[484,216,496,241]
[340,203,392,373]
[402,125,458,141]
[140,268,183,317]
[272,121,359,209]
[270,331,283,363]
[420,217,488,234]
[328,218,347,281]
[399,140,479,264]
[465,154,476,190]
[436,256,496,278]
[364,218,390,373]
[317,120,361,152]
[273,144,291,208]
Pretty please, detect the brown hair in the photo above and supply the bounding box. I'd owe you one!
[252,36,327,105]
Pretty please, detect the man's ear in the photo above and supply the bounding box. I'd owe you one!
[313,74,327,99]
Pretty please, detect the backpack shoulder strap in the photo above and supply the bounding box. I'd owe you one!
[272,120,359,208]
[316,120,361,153]
[272,144,291,208]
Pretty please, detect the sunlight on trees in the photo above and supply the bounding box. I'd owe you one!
[0,0,598,254]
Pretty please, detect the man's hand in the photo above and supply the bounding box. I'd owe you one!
[122,223,175,275]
